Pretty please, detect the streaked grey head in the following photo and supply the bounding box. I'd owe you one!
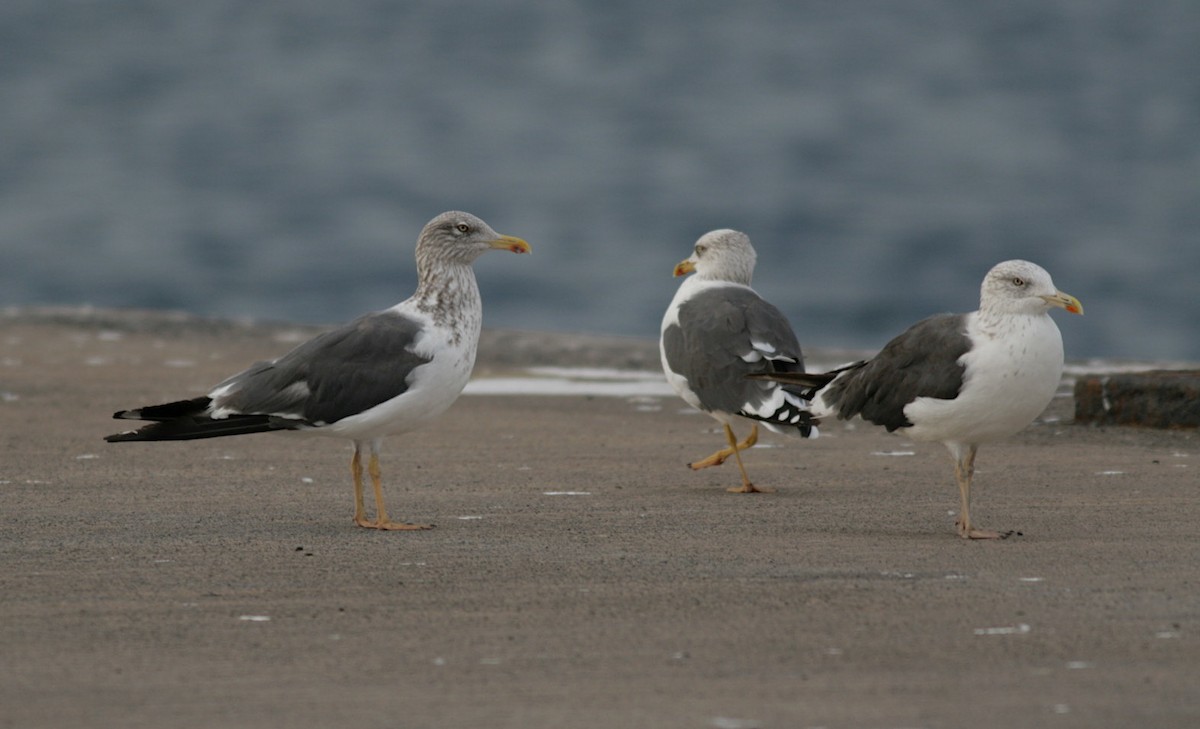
[979,259,1083,316]
[416,211,531,268]
[674,229,757,285]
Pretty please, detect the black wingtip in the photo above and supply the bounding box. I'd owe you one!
[747,361,867,400]
[111,397,213,422]
[106,394,310,442]
[104,430,143,443]
[746,372,830,401]
[110,416,295,442]
[747,371,826,385]
[797,416,820,439]
[794,412,820,439]
[735,402,821,439]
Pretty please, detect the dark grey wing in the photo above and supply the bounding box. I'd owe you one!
[823,313,969,431]
[214,311,432,425]
[664,286,806,416]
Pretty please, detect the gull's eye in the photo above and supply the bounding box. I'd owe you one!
[455,223,470,234]
[1011,276,1026,287]
[695,244,707,255]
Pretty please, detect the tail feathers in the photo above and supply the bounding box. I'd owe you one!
[107,396,302,442]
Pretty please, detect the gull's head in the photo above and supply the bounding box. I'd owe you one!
[980,259,1083,316]
[417,211,530,265]
[673,229,756,285]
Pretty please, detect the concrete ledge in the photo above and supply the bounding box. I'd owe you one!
[1074,370,1200,428]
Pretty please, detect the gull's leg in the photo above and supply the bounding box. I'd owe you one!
[689,424,759,470]
[351,442,372,528]
[363,439,433,531]
[738,425,759,450]
[723,424,772,494]
[951,444,1011,540]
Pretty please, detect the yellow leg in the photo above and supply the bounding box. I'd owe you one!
[689,425,759,470]
[350,442,433,531]
[722,424,772,494]
[359,450,433,531]
[740,426,759,450]
[952,445,1010,540]
[351,447,372,528]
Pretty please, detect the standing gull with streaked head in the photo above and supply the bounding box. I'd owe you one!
[106,211,530,531]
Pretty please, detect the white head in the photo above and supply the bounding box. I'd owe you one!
[979,259,1083,317]
[672,229,757,285]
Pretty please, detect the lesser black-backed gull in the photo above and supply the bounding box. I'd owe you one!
[106,211,530,531]
[753,259,1082,538]
[660,229,817,493]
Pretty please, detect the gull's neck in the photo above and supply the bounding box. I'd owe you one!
[974,299,1049,338]
[695,267,752,286]
[412,261,482,346]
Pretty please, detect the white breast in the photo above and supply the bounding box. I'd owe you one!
[901,311,1064,444]
[318,309,479,441]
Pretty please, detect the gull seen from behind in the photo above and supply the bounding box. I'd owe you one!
[660,229,818,494]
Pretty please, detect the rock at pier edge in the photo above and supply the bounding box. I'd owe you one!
[1075,370,1200,428]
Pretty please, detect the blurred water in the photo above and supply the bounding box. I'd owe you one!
[3,0,1197,360]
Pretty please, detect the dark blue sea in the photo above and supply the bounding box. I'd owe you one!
[4,1,1198,360]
